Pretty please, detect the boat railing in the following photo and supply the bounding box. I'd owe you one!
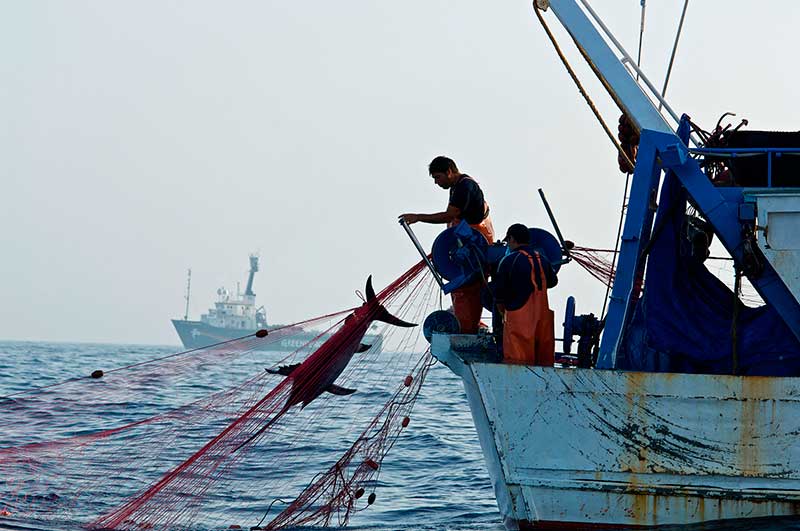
[690,147,800,188]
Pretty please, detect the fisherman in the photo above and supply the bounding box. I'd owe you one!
[399,156,495,334]
[494,223,557,366]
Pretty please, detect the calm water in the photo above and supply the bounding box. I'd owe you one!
[0,340,500,531]
[0,340,798,531]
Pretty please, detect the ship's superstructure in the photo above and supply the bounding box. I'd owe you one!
[172,255,380,352]
[197,255,267,332]
[172,255,273,349]
[424,1,800,529]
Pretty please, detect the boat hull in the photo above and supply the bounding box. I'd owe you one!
[171,319,381,352]
[432,334,800,529]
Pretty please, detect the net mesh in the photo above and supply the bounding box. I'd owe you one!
[0,260,438,531]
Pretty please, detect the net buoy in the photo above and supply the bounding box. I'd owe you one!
[255,329,269,338]
[354,488,365,499]
[367,493,376,505]
[364,458,379,470]
[403,375,413,387]
[91,370,104,379]
[401,416,410,428]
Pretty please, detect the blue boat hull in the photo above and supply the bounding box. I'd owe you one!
[171,319,381,352]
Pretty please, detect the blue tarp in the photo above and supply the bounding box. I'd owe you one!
[617,172,800,376]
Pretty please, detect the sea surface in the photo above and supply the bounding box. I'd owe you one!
[1,340,799,531]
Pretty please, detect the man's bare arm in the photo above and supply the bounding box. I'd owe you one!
[400,205,461,225]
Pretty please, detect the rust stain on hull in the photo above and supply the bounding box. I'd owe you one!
[446,358,800,528]
[739,376,774,477]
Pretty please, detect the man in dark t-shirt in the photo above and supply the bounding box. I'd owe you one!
[399,155,494,242]
[448,175,487,225]
[400,156,495,333]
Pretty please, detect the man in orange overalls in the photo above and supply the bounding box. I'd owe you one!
[400,156,495,333]
[494,224,557,365]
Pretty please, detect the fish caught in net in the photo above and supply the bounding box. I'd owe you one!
[0,260,440,531]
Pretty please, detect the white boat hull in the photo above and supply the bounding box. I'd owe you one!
[433,334,800,529]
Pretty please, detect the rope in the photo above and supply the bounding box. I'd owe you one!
[659,0,690,111]
[600,171,630,320]
[532,2,635,171]
[599,1,646,319]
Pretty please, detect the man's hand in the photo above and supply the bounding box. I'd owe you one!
[399,208,457,225]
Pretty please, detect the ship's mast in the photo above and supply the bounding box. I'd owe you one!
[183,268,192,320]
[245,255,259,297]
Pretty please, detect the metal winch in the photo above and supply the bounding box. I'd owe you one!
[562,296,602,368]
[428,221,565,295]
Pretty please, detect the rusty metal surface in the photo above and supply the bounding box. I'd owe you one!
[432,337,800,528]
[447,333,501,361]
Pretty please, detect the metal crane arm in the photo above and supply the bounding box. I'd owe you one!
[539,0,675,136]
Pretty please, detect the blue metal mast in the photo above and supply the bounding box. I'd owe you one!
[538,0,800,369]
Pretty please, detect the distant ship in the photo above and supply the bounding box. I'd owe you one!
[172,255,380,351]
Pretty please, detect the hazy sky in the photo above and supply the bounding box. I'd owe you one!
[3,1,799,345]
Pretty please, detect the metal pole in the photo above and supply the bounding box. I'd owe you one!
[659,0,689,111]
[398,219,446,290]
[635,0,646,80]
[183,268,192,320]
[537,189,569,255]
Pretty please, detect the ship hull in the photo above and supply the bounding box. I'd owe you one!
[171,319,381,352]
[432,334,800,529]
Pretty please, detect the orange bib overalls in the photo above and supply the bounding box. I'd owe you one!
[502,250,555,366]
[448,176,495,334]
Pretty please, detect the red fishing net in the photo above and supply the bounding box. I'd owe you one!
[570,246,617,287]
[0,260,439,531]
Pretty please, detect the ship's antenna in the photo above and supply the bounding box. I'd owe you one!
[183,268,192,320]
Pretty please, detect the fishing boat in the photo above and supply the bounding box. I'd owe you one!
[423,1,800,528]
[172,255,381,351]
